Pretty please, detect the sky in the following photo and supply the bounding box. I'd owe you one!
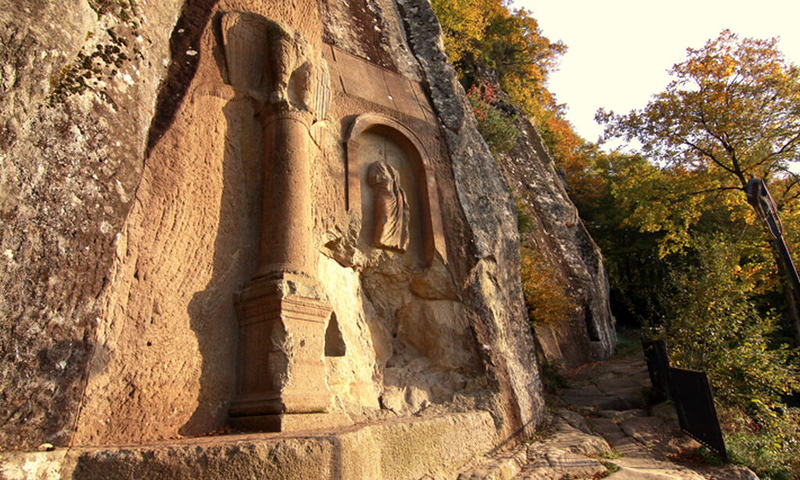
[513,1,800,146]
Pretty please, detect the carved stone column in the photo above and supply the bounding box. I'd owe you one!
[256,106,317,280]
[221,12,342,431]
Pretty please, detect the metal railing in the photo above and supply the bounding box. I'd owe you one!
[642,338,728,461]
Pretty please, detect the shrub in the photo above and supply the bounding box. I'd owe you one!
[539,358,570,393]
[658,235,799,419]
[429,0,491,64]
[723,406,800,479]
[467,81,520,154]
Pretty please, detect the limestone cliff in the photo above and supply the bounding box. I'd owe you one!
[0,0,597,458]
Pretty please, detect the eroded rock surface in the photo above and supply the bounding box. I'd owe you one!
[398,0,546,440]
[0,0,182,448]
[1,0,548,453]
[457,353,760,480]
[498,113,616,368]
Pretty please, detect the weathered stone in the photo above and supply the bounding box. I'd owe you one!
[217,12,337,431]
[618,416,700,457]
[0,0,183,448]
[394,0,464,131]
[459,354,759,480]
[320,0,421,80]
[605,457,706,479]
[397,0,546,440]
[396,300,474,370]
[456,446,527,480]
[521,449,607,480]
[531,416,613,458]
[554,409,593,434]
[701,466,760,480]
[318,255,385,411]
[74,82,252,445]
[0,450,67,480]
[495,108,617,368]
[1,411,497,480]
[410,254,460,301]
[588,417,650,458]
[2,0,558,469]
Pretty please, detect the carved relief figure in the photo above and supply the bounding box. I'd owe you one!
[221,12,330,120]
[367,161,410,251]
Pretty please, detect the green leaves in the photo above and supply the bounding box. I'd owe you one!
[573,30,800,479]
[657,235,799,415]
[467,82,520,154]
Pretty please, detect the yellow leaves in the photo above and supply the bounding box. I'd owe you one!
[432,0,567,136]
[599,30,800,267]
[605,29,800,189]
[431,0,491,64]
[683,51,737,83]
[520,247,577,326]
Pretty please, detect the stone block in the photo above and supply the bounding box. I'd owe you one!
[0,412,496,480]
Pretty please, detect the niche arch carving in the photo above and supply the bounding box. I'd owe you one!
[346,114,446,266]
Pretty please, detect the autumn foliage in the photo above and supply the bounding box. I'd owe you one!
[588,31,800,478]
[600,30,800,189]
[434,10,800,474]
[520,247,577,326]
[431,0,565,121]
[466,81,519,153]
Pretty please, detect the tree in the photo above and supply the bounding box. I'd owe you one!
[430,0,494,64]
[657,234,799,415]
[431,0,566,119]
[477,6,566,118]
[599,30,800,191]
[598,30,800,340]
[567,148,674,326]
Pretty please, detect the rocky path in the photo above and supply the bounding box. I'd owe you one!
[458,353,759,480]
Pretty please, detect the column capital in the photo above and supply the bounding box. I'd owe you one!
[258,101,314,129]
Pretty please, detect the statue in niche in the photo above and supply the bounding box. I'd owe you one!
[367,161,410,251]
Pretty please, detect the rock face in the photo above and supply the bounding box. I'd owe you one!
[0,0,596,459]
[396,0,545,439]
[497,116,617,368]
[0,0,183,447]
[0,412,498,480]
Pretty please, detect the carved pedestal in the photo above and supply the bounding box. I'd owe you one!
[229,274,334,431]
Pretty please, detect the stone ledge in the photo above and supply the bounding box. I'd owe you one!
[0,412,497,480]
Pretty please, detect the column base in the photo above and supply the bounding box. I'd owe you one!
[230,272,334,427]
[229,389,332,417]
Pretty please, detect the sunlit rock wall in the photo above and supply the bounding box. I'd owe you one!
[0,0,183,448]
[498,114,617,369]
[0,0,546,449]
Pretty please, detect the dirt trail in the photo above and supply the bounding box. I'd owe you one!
[458,353,759,480]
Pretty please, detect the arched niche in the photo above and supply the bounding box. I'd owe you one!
[346,113,446,266]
